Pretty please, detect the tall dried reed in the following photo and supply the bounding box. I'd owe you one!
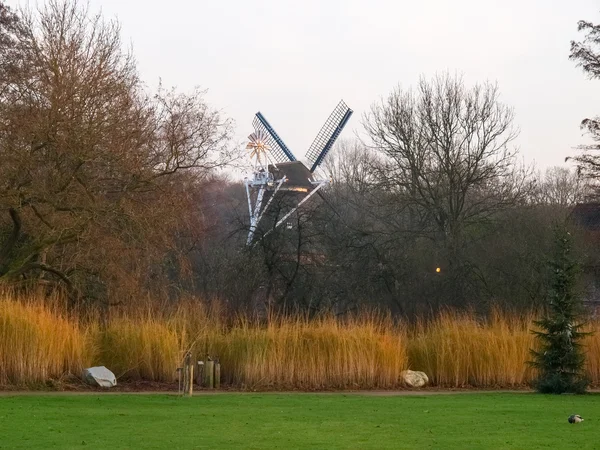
[205,313,407,390]
[406,309,537,387]
[0,293,88,384]
[1,290,600,389]
[583,322,600,384]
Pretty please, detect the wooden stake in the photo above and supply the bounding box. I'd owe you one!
[186,364,194,396]
[196,361,204,386]
[182,352,193,396]
[205,360,215,389]
[176,367,183,395]
[214,362,221,389]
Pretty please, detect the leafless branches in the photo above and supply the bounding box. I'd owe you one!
[569,16,600,191]
[364,74,529,238]
[0,1,233,305]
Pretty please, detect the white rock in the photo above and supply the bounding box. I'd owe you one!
[401,370,429,387]
[83,366,117,388]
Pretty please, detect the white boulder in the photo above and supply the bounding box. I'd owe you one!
[83,366,117,388]
[400,370,429,387]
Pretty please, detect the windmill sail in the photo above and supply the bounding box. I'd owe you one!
[253,113,296,163]
[306,100,353,173]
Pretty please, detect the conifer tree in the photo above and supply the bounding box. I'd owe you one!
[530,227,589,394]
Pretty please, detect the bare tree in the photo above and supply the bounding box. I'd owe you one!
[530,166,586,206]
[570,18,600,80]
[569,15,600,189]
[324,140,378,192]
[365,74,530,235]
[363,73,531,304]
[0,1,233,306]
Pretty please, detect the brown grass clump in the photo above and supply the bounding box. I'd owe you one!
[1,289,600,389]
[0,293,88,384]
[406,309,537,387]
[206,313,407,390]
[583,322,600,384]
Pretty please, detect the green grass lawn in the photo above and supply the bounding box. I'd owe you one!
[0,392,598,449]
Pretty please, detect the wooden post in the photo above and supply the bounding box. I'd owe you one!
[214,361,221,389]
[196,361,204,386]
[176,367,183,395]
[186,363,194,396]
[205,360,215,389]
[182,352,193,396]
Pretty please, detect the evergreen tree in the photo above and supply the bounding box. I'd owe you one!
[530,226,589,394]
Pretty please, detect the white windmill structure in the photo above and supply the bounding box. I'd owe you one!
[244,100,353,246]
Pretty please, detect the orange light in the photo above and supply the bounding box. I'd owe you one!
[436,267,441,273]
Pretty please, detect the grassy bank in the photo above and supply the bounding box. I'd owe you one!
[0,292,598,389]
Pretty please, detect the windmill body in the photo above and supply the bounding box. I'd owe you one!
[244,100,353,246]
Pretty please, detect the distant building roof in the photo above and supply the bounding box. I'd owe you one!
[571,203,600,230]
[268,161,315,192]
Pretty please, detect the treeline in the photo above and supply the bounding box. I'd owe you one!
[2,1,600,318]
[192,147,593,317]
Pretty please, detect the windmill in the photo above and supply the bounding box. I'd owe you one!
[244,100,353,246]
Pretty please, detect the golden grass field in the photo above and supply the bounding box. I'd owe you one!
[0,291,598,389]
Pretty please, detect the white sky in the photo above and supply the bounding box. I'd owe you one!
[12,0,600,170]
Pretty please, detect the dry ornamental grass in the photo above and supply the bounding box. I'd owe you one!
[0,291,599,389]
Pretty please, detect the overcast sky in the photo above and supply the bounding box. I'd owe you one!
[13,0,600,170]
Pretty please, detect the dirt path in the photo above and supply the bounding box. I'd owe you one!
[0,389,539,396]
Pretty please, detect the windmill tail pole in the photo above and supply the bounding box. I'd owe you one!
[245,181,255,246]
[254,176,287,228]
[246,185,265,246]
[245,180,253,222]
[246,176,287,246]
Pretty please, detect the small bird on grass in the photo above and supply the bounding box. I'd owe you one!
[568,414,584,424]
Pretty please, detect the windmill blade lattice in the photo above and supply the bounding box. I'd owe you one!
[253,113,296,164]
[306,100,353,173]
